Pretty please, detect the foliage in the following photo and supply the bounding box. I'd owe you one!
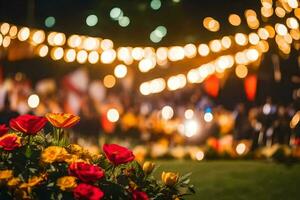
[0,114,195,200]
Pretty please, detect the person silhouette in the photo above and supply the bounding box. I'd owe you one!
[0,95,19,125]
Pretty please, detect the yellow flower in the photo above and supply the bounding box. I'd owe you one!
[129,180,138,190]
[56,176,77,191]
[142,161,155,174]
[41,146,68,164]
[45,113,80,128]
[161,172,179,186]
[7,177,21,187]
[20,176,44,189]
[0,170,13,180]
[68,144,84,155]
[63,154,86,164]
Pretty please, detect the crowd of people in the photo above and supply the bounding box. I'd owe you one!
[0,69,299,152]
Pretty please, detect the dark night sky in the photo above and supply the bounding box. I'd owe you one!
[0,0,299,107]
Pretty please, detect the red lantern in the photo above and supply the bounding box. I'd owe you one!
[244,75,257,101]
[204,75,219,97]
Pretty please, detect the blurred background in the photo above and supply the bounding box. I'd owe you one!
[0,0,299,161]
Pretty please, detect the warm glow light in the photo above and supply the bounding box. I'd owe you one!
[249,33,260,45]
[236,143,246,155]
[38,45,49,57]
[167,74,186,91]
[114,64,127,78]
[76,50,88,64]
[68,35,82,48]
[168,46,185,61]
[209,40,222,53]
[228,14,241,26]
[64,49,76,62]
[187,69,202,83]
[139,58,156,72]
[88,51,99,64]
[156,47,168,61]
[101,49,116,64]
[2,36,11,48]
[203,17,220,32]
[103,75,116,88]
[221,36,232,49]
[286,17,299,29]
[183,119,199,138]
[198,44,210,56]
[257,28,269,40]
[107,108,119,122]
[275,23,288,36]
[184,44,197,58]
[83,37,99,51]
[53,33,66,46]
[184,109,194,119]
[132,47,144,60]
[140,82,151,95]
[32,30,45,44]
[117,47,132,62]
[287,0,298,9]
[51,47,64,60]
[161,106,174,120]
[246,49,259,61]
[101,39,114,50]
[204,112,213,122]
[264,25,275,38]
[17,27,30,41]
[9,26,18,38]
[27,94,40,109]
[0,23,10,35]
[235,65,248,78]
[275,7,286,18]
[261,6,273,18]
[235,33,248,46]
[195,151,205,161]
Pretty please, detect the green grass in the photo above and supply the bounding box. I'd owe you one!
[154,160,300,200]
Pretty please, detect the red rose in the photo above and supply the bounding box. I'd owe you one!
[0,134,21,151]
[10,114,47,135]
[103,144,135,165]
[73,183,104,200]
[68,162,105,183]
[0,124,9,136]
[132,190,149,200]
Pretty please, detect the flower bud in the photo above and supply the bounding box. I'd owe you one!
[161,171,179,186]
[142,161,155,174]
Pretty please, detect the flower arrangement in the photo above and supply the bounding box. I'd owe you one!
[0,114,195,200]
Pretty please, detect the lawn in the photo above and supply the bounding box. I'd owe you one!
[154,160,300,200]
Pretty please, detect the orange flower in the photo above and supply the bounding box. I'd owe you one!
[45,113,80,128]
[20,176,44,189]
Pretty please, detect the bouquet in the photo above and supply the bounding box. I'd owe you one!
[0,114,195,200]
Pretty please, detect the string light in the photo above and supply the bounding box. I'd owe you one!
[51,47,64,60]
[64,49,76,62]
[77,50,88,64]
[37,45,49,57]
[161,106,174,120]
[17,27,30,41]
[235,65,248,79]
[103,75,116,88]
[107,108,119,122]
[88,51,99,64]
[114,64,128,78]
[228,14,241,26]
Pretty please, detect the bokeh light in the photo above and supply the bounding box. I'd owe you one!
[103,75,116,88]
[107,108,119,122]
[27,94,40,109]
